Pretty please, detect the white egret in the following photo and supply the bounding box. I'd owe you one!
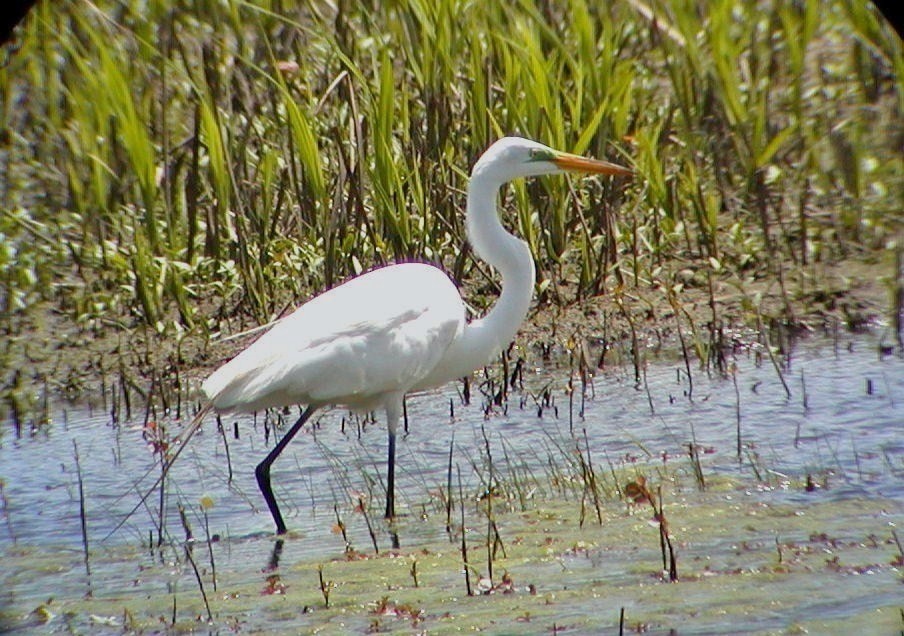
[179,137,630,535]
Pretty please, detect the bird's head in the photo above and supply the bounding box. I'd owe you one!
[472,136,632,183]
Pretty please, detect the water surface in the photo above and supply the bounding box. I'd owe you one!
[1,334,901,633]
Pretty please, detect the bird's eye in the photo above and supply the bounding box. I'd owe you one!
[528,148,554,162]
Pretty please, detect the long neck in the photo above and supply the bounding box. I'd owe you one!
[421,171,535,387]
[466,173,536,351]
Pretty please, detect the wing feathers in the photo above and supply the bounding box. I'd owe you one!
[203,264,464,413]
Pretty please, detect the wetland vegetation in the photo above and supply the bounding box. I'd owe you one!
[1,0,901,416]
[1,0,903,633]
[2,335,903,633]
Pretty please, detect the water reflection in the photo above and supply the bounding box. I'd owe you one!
[265,538,283,572]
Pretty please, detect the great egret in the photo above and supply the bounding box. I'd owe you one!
[184,137,630,535]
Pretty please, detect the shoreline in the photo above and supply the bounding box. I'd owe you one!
[2,249,898,425]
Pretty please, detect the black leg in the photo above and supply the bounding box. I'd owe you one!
[384,428,396,519]
[255,407,316,535]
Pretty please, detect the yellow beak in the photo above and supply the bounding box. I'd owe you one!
[553,152,632,177]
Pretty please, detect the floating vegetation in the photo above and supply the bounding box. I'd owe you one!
[2,335,902,632]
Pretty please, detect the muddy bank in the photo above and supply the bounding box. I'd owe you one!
[2,249,899,426]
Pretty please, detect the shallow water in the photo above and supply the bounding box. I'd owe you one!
[1,333,902,633]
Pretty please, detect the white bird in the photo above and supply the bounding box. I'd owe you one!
[174,137,630,535]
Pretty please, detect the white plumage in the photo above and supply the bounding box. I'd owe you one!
[196,137,630,533]
[204,264,464,413]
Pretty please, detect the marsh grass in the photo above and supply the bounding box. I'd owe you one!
[0,0,901,412]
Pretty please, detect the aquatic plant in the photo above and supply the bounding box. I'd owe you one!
[0,0,901,419]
